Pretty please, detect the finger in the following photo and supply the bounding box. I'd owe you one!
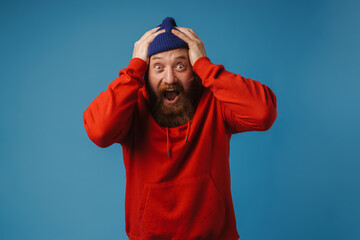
[174,27,198,39]
[146,29,165,43]
[171,28,193,44]
[140,26,161,40]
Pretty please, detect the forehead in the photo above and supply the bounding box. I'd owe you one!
[150,48,189,62]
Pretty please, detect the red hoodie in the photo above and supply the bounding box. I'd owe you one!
[83,56,277,239]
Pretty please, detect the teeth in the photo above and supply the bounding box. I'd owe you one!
[166,89,175,91]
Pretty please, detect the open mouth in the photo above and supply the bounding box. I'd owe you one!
[163,89,180,104]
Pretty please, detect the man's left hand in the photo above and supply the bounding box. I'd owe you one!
[171,27,207,66]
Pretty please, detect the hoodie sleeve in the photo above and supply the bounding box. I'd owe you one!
[193,56,277,134]
[83,58,148,148]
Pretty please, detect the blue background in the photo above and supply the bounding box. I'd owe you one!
[1,0,359,239]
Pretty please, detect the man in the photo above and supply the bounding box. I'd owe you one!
[83,17,277,240]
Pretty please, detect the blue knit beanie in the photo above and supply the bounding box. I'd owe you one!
[148,17,189,58]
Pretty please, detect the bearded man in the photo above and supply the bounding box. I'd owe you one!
[83,17,277,240]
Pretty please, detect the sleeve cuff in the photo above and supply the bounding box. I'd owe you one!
[193,56,214,81]
[127,58,148,76]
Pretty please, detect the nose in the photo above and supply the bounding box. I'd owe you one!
[163,68,177,84]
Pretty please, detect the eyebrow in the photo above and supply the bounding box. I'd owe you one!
[151,57,163,61]
[174,55,187,60]
[151,55,187,61]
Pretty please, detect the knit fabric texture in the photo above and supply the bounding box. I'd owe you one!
[148,17,189,58]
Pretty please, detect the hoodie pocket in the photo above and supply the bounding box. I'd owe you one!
[138,174,226,239]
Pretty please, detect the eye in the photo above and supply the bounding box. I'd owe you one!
[154,64,162,70]
[176,64,185,70]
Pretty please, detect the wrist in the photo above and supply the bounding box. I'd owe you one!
[132,54,148,64]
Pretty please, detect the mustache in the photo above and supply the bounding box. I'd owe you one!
[158,83,184,94]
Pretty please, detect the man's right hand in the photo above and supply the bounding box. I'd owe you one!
[132,27,165,64]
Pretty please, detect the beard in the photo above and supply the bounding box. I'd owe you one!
[145,74,202,128]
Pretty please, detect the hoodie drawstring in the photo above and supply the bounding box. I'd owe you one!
[166,127,170,157]
[185,121,191,143]
[166,121,191,158]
